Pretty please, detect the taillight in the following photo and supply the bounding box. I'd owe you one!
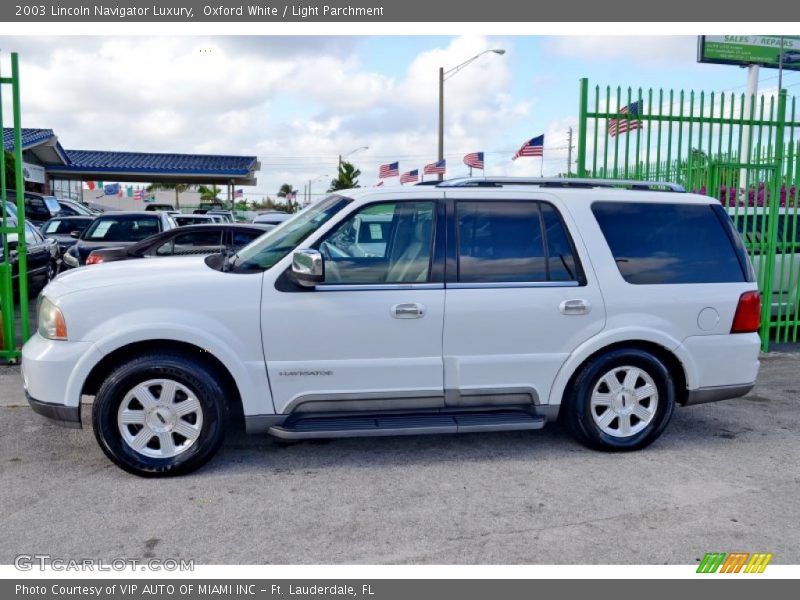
[86,253,103,266]
[731,291,761,334]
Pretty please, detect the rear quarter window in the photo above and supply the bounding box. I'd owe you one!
[592,201,751,284]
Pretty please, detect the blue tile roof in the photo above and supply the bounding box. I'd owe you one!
[58,149,257,175]
[2,128,57,151]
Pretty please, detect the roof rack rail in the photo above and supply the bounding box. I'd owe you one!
[436,177,685,193]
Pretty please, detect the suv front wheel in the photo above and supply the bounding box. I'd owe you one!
[92,352,228,477]
[564,348,676,451]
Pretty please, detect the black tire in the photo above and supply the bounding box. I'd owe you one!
[563,348,675,451]
[92,352,228,477]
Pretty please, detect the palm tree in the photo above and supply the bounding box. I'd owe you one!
[328,161,361,192]
[197,184,223,203]
[277,183,293,199]
[146,182,190,209]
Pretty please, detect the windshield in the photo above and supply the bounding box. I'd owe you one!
[233,195,351,271]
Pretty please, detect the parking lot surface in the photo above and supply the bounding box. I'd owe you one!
[1,353,799,565]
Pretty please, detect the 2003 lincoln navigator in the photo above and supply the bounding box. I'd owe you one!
[22,178,761,476]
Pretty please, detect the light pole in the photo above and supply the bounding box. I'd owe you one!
[307,174,329,207]
[339,145,369,168]
[438,48,505,180]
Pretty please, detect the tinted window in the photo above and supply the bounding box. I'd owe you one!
[24,195,55,220]
[156,230,225,256]
[729,213,800,253]
[457,201,578,283]
[24,223,40,245]
[318,201,435,284]
[593,202,747,284]
[83,216,161,242]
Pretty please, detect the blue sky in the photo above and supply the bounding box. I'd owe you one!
[2,35,798,199]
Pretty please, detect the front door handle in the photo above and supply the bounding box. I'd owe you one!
[392,303,426,319]
[559,299,591,315]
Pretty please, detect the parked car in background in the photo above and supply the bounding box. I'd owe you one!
[54,198,98,217]
[0,219,59,289]
[62,211,175,269]
[252,211,292,229]
[174,214,214,227]
[145,203,175,212]
[207,210,234,222]
[85,224,269,266]
[40,216,96,256]
[4,190,61,226]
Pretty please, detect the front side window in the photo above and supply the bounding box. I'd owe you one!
[317,201,435,285]
[593,201,749,284]
[456,200,579,283]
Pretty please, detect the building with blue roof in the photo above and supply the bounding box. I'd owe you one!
[3,128,259,198]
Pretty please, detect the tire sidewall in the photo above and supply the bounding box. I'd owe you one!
[571,349,675,451]
[92,355,226,476]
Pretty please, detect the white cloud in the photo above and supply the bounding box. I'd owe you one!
[545,36,697,65]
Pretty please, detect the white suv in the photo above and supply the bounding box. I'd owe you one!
[21,178,762,476]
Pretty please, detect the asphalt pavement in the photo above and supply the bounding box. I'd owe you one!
[0,353,798,565]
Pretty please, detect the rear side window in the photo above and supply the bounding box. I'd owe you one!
[592,202,749,284]
[456,200,580,283]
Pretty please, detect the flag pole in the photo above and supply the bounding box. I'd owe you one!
[540,156,544,178]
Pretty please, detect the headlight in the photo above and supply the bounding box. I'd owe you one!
[38,296,68,340]
[63,251,79,267]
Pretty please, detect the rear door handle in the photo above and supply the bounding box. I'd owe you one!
[559,299,591,315]
[392,303,425,319]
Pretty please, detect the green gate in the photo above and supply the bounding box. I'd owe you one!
[577,78,800,350]
[1,52,30,363]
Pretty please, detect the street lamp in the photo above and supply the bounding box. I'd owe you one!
[339,145,369,167]
[438,48,505,180]
[306,174,329,207]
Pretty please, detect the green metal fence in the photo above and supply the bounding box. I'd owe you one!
[577,78,800,350]
[1,52,29,363]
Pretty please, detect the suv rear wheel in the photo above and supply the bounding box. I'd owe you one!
[92,353,228,477]
[564,348,675,451]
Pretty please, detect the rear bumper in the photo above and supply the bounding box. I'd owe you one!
[27,392,81,428]
[683,383,755,406]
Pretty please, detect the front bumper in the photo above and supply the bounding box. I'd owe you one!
[27,392,81,428]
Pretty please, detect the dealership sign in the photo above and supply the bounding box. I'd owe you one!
[698,36,800,71]
[22,161,46,184]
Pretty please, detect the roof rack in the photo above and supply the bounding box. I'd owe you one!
[436,177,685,193]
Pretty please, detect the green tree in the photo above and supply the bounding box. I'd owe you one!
[197,184,223,202]
[146,182,190,209]
[328,160,361,192]
[277,183,293,199]
[4,151,17,189]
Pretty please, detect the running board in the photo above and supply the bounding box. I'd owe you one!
[268,411,546,440]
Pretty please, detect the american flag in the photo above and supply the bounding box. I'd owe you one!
[512,134,544,160]
[379,161,399,178]
[399,169,419,184]
[133,188,144,200]
[286,191,296,201]
[463,152,484,169]
[608,101,642,137]
[234,188,244,198]
[423,159,446,175]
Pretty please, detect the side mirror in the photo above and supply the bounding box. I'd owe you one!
[290,249,324,287]
[69,230,81,239]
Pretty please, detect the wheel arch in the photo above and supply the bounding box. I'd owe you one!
[81,339,245,430]
[549,335,693,411]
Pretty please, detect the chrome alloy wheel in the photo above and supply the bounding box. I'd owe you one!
[117,379,203,459]
[589,366,659,438]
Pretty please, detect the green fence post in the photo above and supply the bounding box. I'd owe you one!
[10,53,28,343]
[577,78,589,177]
